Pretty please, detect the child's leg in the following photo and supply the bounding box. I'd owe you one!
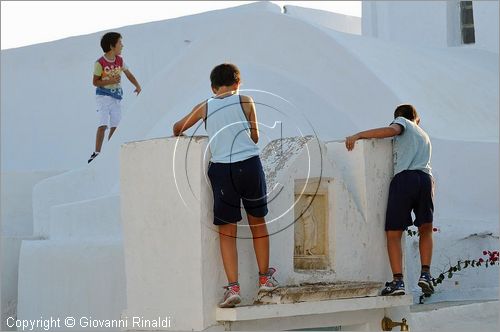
[219,223,238,283]
[386,230,404,276]
[108,98,121,141]
[247,214,269,275]
[95,125,107,152]
[108,127,117,140]
[417,223,434,294]
[418,223,433,267]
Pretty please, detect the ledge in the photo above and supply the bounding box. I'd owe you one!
[216,294,413,322]
[255,281,382,304]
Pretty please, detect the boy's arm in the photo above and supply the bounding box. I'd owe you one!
[240,95,259,143]
[173,101,206,136]
[93,75,120,87]
[123,69,142,95]
[345,124,402,151]
[93,61,120,87]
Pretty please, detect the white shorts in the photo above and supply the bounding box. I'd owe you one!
[96,95,122,128]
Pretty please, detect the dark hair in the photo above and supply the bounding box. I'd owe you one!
[100,32,122,52]
[210,63,241,89]
[394,104,419,121]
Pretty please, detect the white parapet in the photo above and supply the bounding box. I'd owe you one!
[121,136,214,331]
[120,136,404,331]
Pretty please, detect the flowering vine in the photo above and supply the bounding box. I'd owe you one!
[405,226,499,303]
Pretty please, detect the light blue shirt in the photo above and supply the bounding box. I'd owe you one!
[392,116,432,176]
[205,94,260,163]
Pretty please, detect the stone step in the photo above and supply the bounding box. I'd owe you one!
[17,238,126,325]
[49,195,121,239]
[255,281,383,305]
[217,293,413,322]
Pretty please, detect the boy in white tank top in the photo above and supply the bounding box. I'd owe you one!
[172,63,278,307]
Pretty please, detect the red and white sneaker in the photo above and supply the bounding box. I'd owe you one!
[219,284,241,308]
[259,267,279,292]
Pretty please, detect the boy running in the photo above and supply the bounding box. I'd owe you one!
[88,32,141,163]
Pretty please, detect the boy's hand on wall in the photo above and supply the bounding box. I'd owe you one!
[345,134,359,151]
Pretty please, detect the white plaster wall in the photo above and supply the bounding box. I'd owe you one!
[17,238,126,331]
[3,2,498,329]
[1,171,65,330]
[326,139,394,283]
[411,301,499,331]
[405,228,499,303]
[121,137,210,330]
[120,136,397,330]
[331,28,499,142]
[1,171,65,236]
[362,1,449,47]
[431,139,499,223]
[1,236,40,331]
[284,5,361,35]
[0,1,279,173]
[362,1,499,51]
[50,195,121,239]
[227,308,385,331]
[473,1,500,53]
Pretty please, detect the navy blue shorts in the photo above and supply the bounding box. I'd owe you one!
[385,170,435,231]
[207,156,268,225]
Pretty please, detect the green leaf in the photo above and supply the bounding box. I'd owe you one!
[448,272,453,278]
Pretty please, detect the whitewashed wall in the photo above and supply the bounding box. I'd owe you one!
[120,136,397,330]
[362,0,499,52]
[2,1,498,329]
[284,5,361,35]
[473,1,499,52]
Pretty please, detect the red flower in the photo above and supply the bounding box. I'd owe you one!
[483,250,488,255]
[478,258,484,263]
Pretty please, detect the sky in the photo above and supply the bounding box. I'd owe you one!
[0,1,361,50]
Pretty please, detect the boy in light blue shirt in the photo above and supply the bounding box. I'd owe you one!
[345,104,435,297]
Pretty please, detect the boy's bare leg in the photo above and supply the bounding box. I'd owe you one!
[108,127,117,140]
[95,125,107,152]
[418,223,433,267]
[219,223,238,283]
[386,230,404,276]
[247,214,269,275]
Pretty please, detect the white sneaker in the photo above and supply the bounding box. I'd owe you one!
[258,267,279,292]
[219,284,241,308]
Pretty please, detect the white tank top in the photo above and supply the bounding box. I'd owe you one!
[205,94,260,163]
